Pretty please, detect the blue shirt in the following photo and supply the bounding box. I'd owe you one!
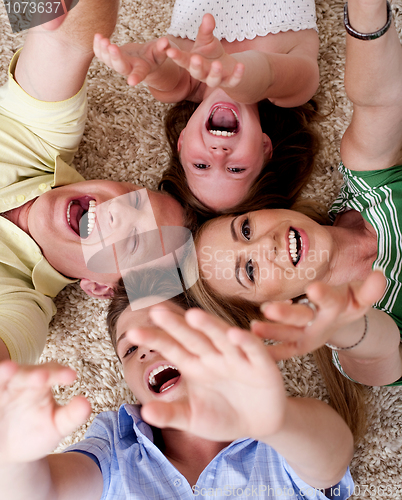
[66,404,354,500]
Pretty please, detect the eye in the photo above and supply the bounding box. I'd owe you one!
[123,345,138,358]
[194,164,210,170]
[241,218,251,241]
[130,190,141,209]
[227,167,245,173]
[245,259,255,283]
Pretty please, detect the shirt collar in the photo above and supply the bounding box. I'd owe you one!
[118,403,155,443]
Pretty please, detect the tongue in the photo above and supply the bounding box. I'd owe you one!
[210,108,237,131]
[69,203,84,235]
[159,375,180,393]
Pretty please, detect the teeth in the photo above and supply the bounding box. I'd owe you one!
[148,364,178,386]
[208,107,238,137]
[87,200,96,236]
[209,130,235,137]
[67,201,73,225]
[288,229,299,263]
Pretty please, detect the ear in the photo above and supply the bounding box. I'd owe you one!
[80,279,114,299]
[177,128,186,152]
[262,133,273,160]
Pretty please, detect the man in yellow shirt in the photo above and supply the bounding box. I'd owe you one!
[0,2,187,364]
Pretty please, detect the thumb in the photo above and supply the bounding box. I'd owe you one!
[141,401,190,430]
[355,270,386,305]
[195,13,216,45]
[54,396,92,437]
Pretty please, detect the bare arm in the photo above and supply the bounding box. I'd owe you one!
[340,0,402,171]
[14,0,119,101]
[126,306,353,490]
[0,362,102,500]
[253,271,402,386]
[165,14,319,106]
[93,34,194,103]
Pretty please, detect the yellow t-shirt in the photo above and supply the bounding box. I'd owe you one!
[0,50,86,363]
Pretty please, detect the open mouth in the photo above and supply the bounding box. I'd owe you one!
[148,364,181,394]
[207,105,239,137]
[66,197,96,238]
[288,228,302,266]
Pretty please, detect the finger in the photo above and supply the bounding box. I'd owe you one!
[125,326,198,369]
[127,63,150,86]
[355,270,387,305]
[54,396,92,437]
[8,363,76,392]
[226,327,274,368]
[166,47,191,70]
[187,54,210,81]
[93,33,105,59]
[185,308,240,356]
[265,342,301,362]
[108,45,133,76]
[96,36,114,67]
[261,301,315,327]
[141,400,190,430]
[251,320,303,343]
[156,37,170,53]
[194,13,216,47]
[204,61,225,87]
[224,62,245,88]
[150,306,220,356]
[0,360,18,383]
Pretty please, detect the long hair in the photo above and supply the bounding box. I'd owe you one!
[159,99,321,225]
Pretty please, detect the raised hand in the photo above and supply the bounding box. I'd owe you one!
[0,361,91,465]
[165,13,245,89]
[126,306,287,443]
[93,34,171,86]
[252,270,387,360]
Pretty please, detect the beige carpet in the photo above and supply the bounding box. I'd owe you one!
[1,0,402,498]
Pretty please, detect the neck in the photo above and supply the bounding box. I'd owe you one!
[161,428,229,487]
[325,212,377,285]
[1,198,35,235]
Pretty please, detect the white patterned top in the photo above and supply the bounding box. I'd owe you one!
[167,0,317,42]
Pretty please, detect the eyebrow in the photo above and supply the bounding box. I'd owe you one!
[230,216,239,242]
[116,331,126,351]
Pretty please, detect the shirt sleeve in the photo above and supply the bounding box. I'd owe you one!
[0,49,87,169]
[0,279,55,363]
[64,412,117,499]
[282,457,355,500]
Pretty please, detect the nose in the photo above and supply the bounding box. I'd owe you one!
[250,235,277,263]
[108,199,139,229]
[209,144,232,156]
[137,347,156,361]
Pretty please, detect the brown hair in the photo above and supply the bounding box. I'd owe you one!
[107,267,195,355]
[187,273,367,444]
[159,99,321,225]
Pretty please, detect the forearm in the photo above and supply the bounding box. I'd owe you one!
[223,50,319,107]
[15,0,119,100]
[330,309,402,386]
[345,0,402,107]
[260,398,354,489]
[146,63,192,103]
[0,459,56,500]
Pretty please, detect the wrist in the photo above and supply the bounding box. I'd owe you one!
[326,315,368,351]
[345,0,390,36]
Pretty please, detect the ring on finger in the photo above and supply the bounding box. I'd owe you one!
[298,298,317,327]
